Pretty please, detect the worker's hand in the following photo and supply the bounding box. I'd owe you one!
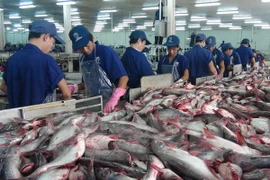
[103,88,126,114]
[68,84,78,94]
[218,73,223,79]
[174,78,185,87]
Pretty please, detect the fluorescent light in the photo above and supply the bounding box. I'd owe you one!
[6,27,11,30]
[233,15,252,20]
[13,29,18,32]
[201,26,212,30]
[144,22,153,26]
[45,18,55,22]
[176,27,185,31]
[71,18,81,22]
[22,20,32,24]
[71,12,79,15]
[137,26,147,30]
[123,18,136,23]
[245,20,262,24]
[14,24,22,28]
[17,28,25,30]
[219,23,233,27]
[175,13,189,16]
[188,24,201,28]
[100,9,117,13]
[9,15,21,19]
[261,26,270,29]
[254,23,269,27]
[56,1,76,5]
[97,17,111,20]
[217,10,239,14]
[19,5,36,9]
[118,23,129,27]
[191,18,207,22]
[195,2,220,7]
[0,8,3,11]
[176,21,187,26]
[131,15,147,18]
[25,29,29,32]
[4,21,12,25]
[35,14,48,17]
[142,7,158,10]
[95,21,107,25]
[262,0,270,2]
[229,26,242,30]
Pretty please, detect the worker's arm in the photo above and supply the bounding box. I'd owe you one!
[181,69,189,81]
[208,61,217,75]
[0,80,7,94]
[117,76,129,89]
[58,78,71,100]
[219,61,225,75]
[250,57,255,68]
[262,59,267,66]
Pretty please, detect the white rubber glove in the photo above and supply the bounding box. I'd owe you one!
[174,78,184,86]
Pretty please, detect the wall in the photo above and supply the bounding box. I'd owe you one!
[5,28,270,54]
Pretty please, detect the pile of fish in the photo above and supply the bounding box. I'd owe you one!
[0,68,270,180]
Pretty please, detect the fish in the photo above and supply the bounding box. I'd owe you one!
[217,162,242,180]
[36,168,69,180]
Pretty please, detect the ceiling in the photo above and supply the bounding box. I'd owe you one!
[1,0,270,33]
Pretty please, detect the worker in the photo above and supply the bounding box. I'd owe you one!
[152,2,164,45]
[235,38,255,70]
[252,49,266,67]
[68,25,128,113]
[230,50,242,67]
[206,36,225,78]
[184,33,217,85]
[221,43,235,77]
[0,20,71,108]
[121,30,154,88]
[157,35,189,84]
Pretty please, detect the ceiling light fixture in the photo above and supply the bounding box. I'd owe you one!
[71,12,79,15]
[142,7,159,10]
[233,15,252,20]
[56,1,76,5]
[175,13,189,16]
[262,0,270,2]
[97,17,111,20]
[244,20,262,24]
[217,10,239,14]
[19,5,36,9]
[4,21,12,25]
[9,16,21,19]
[229,26,242,30]
[261,26,270,29]
[195,2,220,7]
[131,15,147,18]
[35,14,48,17]
[176,27,185,31]
[100,10,117,13]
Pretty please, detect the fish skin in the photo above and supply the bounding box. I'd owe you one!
[162,88,196,96]
[108,173,137,180]
[141,155,163,180]
[151,140,219,180]
[252,101,270,111]
[242,169,270,180]
[68,164,89,180]
[85,134,118,150]
[1,154,23,180]
[84,150,132,166]
[101,110,127,121]
[27,133,85,179]
[218,162,242,180]
[36,168,69,180]
[250,117,270,134]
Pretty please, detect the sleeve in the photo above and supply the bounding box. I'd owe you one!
[206,51,214,65]
[217,50,224,63]
[247,48,254,59]
[47,57,65,90]
[138,54,155,76]
[179,55,189,77]
[224,55,230,68]
[235,52,242,65]
[103,47,127,82]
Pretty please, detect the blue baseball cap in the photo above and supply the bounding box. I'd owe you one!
[129,30,151,45]
[29,20,65,44]
[69,25,93,51]
[221,43,234,52]
[195,33,207,41]
[163,35,180,47]
[206,36,216,48]
[241,38,250,45]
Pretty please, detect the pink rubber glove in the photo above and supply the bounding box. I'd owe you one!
[103,88,126,113]
[68,84,78,94]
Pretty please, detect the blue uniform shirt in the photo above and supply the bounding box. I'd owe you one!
[211,48,224,73]
[231,51,242,65]
[121,47,154,88]
[157,54,189,78]
[3,44,65,108]
[223,53,231,77]
[184,45,213,84]
[235,45,253,70]
[81,41,127,86]
[155,10,164,20]
[255,53,265,67]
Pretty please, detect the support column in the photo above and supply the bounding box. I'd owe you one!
[0,10,5,50]
[166,0,175,36]
[63,5,73,72]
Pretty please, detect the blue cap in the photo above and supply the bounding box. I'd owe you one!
[241,38,250,45]
[221,43,234,52]
[206,36,216,48]
[163,35,180,47]
[195,33,206,41]
[69,25,92,51]
[29,20,65,44]
[129,30,151,45]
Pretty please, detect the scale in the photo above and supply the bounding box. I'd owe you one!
[0,96,103,120]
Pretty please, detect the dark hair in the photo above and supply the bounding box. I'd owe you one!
[195,40,203,43]
[88,33,94,42]
[28,32,42,40]
[129,38,139,45]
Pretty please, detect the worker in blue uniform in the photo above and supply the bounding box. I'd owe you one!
[235,38,255,70]
[68,25,128,113]
[184,33,217,85]
[252,49,266,67]
[0,20,71,108]
[153,2,165,45]
[230,51,242,67]
[206,36,225,78]
[221,43,236,77]
[157,35,189,85]
[121,30,154,88]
